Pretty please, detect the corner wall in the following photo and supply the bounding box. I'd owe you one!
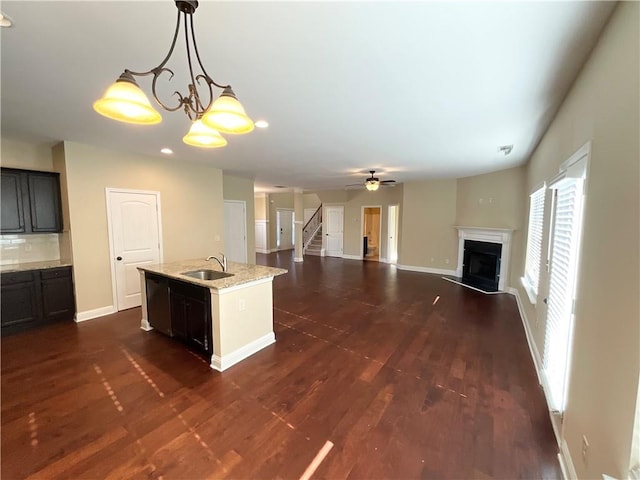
[515,3,639,477]
[62,142,225,316]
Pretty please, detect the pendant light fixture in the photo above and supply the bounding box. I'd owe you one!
[93,1,253,148]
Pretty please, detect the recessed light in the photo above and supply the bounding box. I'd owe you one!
[273,185,287,189]
[255,120,269,129]
[0,12,14,28]
[160,148,173,155]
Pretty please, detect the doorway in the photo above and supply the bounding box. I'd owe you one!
[276,208,294,250]
[106,189,162,311]
[224,200,247,263]
[362,206,381,261]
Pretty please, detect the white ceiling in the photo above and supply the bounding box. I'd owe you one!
[1,1,615,192]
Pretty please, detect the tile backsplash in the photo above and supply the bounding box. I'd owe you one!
[0,234,61,265]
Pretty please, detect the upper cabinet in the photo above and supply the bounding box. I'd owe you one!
[0,168,63,234]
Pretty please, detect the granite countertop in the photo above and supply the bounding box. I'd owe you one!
[138,259,287,290]
[0,260,73,273]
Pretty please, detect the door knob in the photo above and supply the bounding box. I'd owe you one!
[116,256,123,261]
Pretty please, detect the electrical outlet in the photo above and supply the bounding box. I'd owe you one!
[239,299,246,312]
[445,258,450,264]
[581,435,589,466]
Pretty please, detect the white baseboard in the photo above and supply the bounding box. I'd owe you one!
[559,439,577,480]
[75,305,117,322]
[256,248,270,254]
[342,254,362,260]
[396,264,457,276]
[210,332,275,372]
[509,287,543,386]
[294,256,303,262]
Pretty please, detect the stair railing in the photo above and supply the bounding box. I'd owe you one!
[303,204,322,250]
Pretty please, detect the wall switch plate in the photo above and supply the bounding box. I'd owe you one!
[239,299,246,311]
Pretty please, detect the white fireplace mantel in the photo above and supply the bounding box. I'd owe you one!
[455,226,515,291]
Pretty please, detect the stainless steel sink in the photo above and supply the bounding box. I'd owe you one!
[181,269,234,281]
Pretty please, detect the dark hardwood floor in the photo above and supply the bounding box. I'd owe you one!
[1,252,561,479]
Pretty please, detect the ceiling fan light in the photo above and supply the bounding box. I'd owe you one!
[93,74,162,125]
[201,87,254,135]
[182,119,228,148]
[365,181,380,191]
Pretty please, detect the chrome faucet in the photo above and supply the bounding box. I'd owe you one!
[206,253,227,272]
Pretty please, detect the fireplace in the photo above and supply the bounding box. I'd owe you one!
[463,240,502,292]
[454,226,514,292]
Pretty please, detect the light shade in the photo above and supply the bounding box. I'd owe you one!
[365,181,380,191]
[201,87,254,135]
[183,119,227,148]
[94,75,162,125]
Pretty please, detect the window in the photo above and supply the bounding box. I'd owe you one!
[522,185,546,303]
[541,148,588,413]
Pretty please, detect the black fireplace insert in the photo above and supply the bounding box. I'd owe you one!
[462,240,502,292]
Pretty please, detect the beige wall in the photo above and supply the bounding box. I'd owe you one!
[254,194,267,221]
[1,137,54,171]
[515,3,639,478]
[456,166,526,286]
[399,180,458,270]
[223,174,256,264]
[317,187,403,259]
[62,141,224,315]
[303,193,321,210]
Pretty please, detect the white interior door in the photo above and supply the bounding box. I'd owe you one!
[224,200,247,263]
[388,205,399,263]
[107,190,161,311]
[325,206,344,257]
[277,209,294,250]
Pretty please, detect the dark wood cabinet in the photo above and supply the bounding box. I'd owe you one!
[0,168,63,234]
[146,274,172,336]
[27,172,62,233]
[40,268,75,321]
[167,279,212,358]
[1,267,75,335]
[1,271,40,328]
[1,171,26,233]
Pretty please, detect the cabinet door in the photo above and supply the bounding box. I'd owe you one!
[169,291,188,340]
[28,172,62,233]
[40,268,75,321]
[146,274,171,336]
[186,298,210,353]
[1,170,26,233]
[1,272,40,329]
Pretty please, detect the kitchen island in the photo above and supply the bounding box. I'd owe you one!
[138,259,287,371]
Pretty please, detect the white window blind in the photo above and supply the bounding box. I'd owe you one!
[523,186,546,299]
[542,174,585,413]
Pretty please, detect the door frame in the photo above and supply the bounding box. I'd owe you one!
[387,204,399,264]
[360,205,382,260]
[105,188,164,312]
[223,199,248,263]
[276,208,294,250]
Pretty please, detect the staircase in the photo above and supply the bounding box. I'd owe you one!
[303,204,323,257]
[305,230,323,256]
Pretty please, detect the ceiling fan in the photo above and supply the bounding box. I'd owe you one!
[346,170,397,191]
